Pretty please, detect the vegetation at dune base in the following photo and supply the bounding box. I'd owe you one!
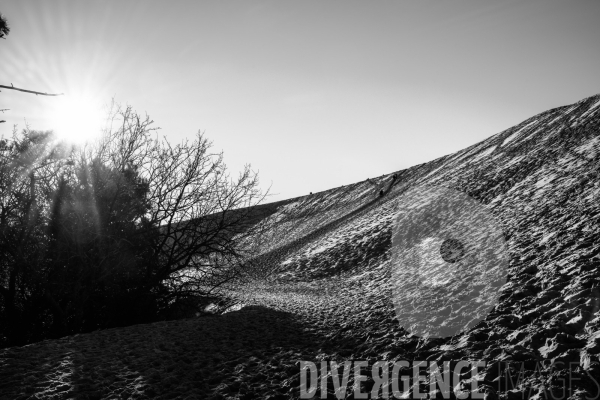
[0,104,267,348]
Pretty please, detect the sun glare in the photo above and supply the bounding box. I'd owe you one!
[50,94,105,145]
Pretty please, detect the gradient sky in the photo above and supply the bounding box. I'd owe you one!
[1,1,599,201]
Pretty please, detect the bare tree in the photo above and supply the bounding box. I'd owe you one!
[82,102,269,315]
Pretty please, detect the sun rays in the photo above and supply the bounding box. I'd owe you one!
[48,92,105,145]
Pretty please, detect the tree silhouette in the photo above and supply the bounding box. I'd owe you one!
[0,12,9,39]
[0,103,268,347]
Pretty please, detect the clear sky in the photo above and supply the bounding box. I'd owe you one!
[1,1,599,202]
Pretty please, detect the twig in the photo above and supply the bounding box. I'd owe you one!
[0,84,63,96]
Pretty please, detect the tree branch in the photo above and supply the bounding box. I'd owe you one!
[0,84,64,96]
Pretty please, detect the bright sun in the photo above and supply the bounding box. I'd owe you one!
[50,94,105,144]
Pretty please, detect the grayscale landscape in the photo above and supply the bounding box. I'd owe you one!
[1,2,600,400]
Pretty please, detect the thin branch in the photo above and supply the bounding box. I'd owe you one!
[0,84,64,96]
